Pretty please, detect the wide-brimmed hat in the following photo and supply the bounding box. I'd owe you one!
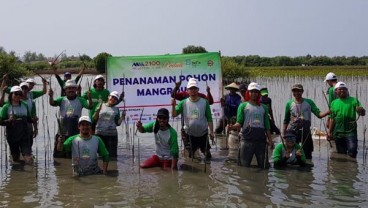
[324,72,337,82]
[334,81,347,90]
[187,78,198,89]
[247,82,260,91]
[225,82,239,91]
[64,80,78,89]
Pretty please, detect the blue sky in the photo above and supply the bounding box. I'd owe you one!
[1,0,367,58]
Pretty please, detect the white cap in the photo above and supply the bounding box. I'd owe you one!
[94,75,104,82]
[187,78,198,89]
[64,80,78,89]
[247,82,260,91]
[10,86,22,93]
[78,116,92,124]
[324,72,337,82]
[26,78,35,84]
[109,91,119,99]
[20,82,29,89]
[334,81,347,90]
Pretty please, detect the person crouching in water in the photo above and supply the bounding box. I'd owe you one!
[227,82,273,168]
[0,86,35,164]
[93,91,125,161]
[136,108,179,169]
[273,130,306,168]
[58,116,109,176]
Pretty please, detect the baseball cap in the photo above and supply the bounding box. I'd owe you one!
[78,116,92,125]
[64,72,71,76]
[94,75,104,82]
[334,81,347,90]
[260,87,268,96]
[187,78,198,89]
[20,82,29,89]
[157,108,169,118]
[26,78,35,84]
[64,80,78,89]
[291,84,303,91]
[324,72,337,82]
[284,130,296,143]
[10,86,22,93]
[109,91,119,99]
[247,82,260,91]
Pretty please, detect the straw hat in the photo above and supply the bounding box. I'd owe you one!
[225,82,239,91]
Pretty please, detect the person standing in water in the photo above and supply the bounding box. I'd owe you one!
[0,86,35,164]
[282,84,329,159]
[49,80,92,158]
[228,82,273,168]
[171,78,215,159]
[328,82,365,158]
[93,91,125,160]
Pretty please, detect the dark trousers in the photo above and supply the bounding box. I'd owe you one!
[335,135,358,158]
[294,129,313,159]
[239,140,267,168]
[97,134,118,159]
[185,134,211,156]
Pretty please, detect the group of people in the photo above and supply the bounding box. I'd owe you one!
[221,72,365,169]
[0,69,365,175]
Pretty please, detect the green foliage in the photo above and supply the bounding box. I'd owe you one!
[94,52,112,74]
[0,50,28,85]
[22,61,50,71]
[221,56,249,82]
[23,51,47,62]
[229,55,367,67]
[182,45,207,54]
[246,66,368,77]
[79,54,92,62]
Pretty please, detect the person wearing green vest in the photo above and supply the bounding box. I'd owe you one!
[327,82,365,158]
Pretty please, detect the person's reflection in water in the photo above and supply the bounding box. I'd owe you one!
[325,155,362,206]
[270,167,314,206]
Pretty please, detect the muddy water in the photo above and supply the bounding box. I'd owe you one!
[0,75,368,207]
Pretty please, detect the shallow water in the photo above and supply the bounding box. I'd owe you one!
[0,75,368,207]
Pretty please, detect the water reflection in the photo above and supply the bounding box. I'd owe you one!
[0,75,368,206]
